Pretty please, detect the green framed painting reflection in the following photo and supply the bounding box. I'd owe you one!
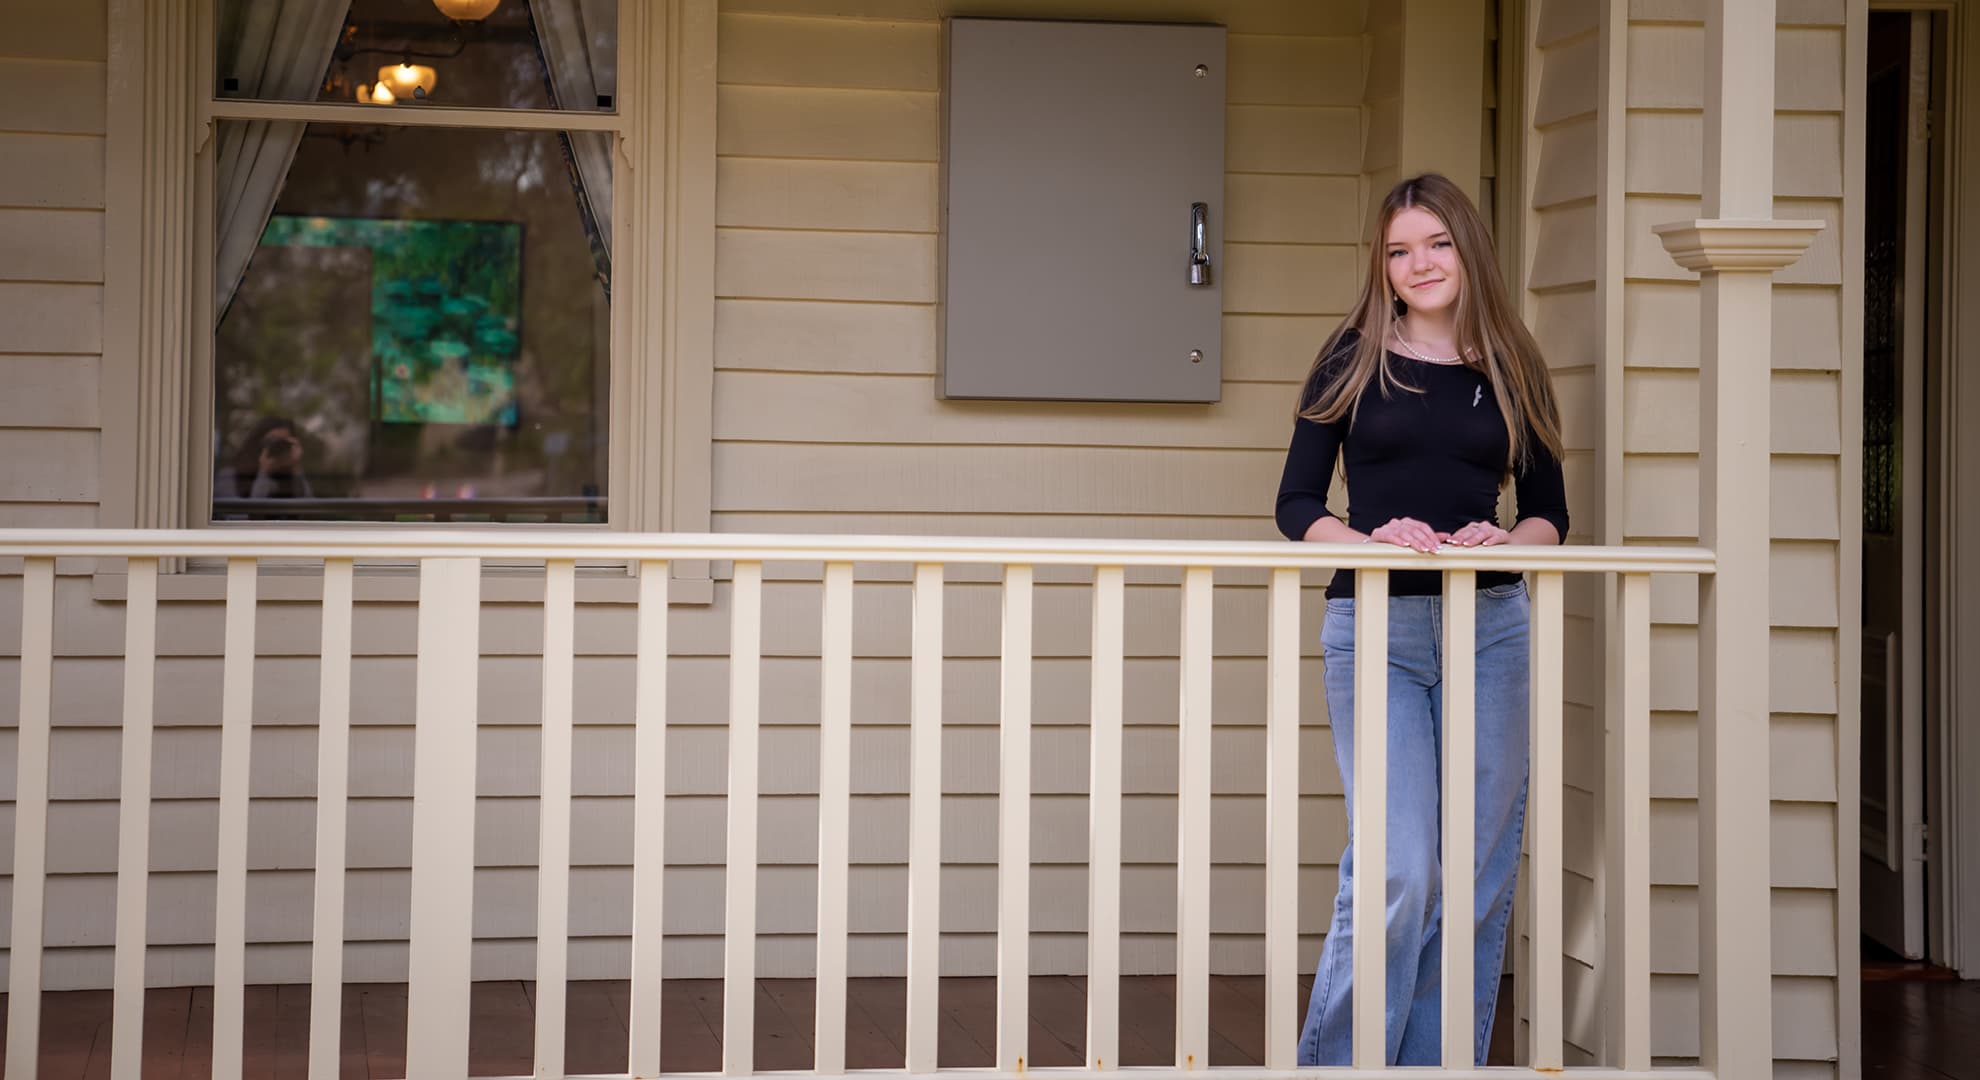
[258,214,524,425]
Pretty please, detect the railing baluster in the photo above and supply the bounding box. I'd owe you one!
[628,560,670,1078]
[1440,570,1477,1069]
[1350,568,1389,1069]
[1607,572,1653,1069]
[1175,567,1213,1069]
[536,560,578,1080]
[1087,565,1125,1071]
[1263,567,1301,1071]
[815,562,855,1074]
[6,557,54,1080]
[308,559,355,1080]
[406,558,482,1079]
[724,561,764,1077]
[213,558,258,1080]
[906,563,945,1074]
[1528,570,1567,1069]
[997,565,1034,1074]
[110,559,157,1080]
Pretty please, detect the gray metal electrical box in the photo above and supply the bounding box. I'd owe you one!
[939,18,1226,403]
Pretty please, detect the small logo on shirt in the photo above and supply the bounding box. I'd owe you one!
[1473,386,1483,408]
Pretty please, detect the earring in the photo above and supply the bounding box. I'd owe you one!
[1392,295,1407,318]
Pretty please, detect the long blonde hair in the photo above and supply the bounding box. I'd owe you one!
[1298,173,1564,471]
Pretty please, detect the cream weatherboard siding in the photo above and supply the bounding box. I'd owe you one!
[0,0,1402,989]
[706,0,1375,981]
[0,4,105,530]
[0,1,112,990]
[1518,0,1851,1074]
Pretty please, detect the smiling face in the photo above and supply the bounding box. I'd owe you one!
[1384,206,1463,318]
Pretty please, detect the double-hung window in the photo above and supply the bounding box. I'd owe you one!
[103,0,715,545]
[208,0,615,524]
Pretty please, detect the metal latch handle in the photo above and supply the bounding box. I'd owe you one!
[1188,202,1212,287]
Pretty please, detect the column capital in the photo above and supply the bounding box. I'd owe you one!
[1653,218,1825,273]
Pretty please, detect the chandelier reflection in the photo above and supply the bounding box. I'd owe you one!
[378,62,438,98]
[431,0,501,19]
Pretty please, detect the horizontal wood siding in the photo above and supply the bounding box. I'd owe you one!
[0,0,1374,988]
[699,0,1374,983]
[0,11,105,531]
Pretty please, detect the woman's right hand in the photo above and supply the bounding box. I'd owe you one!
[1366,517,1443,553]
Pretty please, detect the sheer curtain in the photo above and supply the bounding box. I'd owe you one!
[533,0,616,267]
[213,0,352,320]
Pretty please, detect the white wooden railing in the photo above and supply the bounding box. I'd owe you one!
[0,530,1715,1080]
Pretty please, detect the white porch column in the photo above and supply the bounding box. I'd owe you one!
[1651,1,1819,1077]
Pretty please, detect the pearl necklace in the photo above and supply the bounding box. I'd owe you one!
[1393,331,1463,365]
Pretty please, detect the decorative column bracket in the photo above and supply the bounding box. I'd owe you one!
[1653,219,1825,273]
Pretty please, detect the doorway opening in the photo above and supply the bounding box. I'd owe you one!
[1860,7,1951,969]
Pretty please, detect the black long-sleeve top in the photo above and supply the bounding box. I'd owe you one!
[1274,333,1571,598]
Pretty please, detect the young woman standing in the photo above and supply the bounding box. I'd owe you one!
[1274,173,1569,1066]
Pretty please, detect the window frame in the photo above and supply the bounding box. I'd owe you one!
[99,0,718,598]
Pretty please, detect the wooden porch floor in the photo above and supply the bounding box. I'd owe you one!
[1863,976,1980,1080]
[0,975,1514,1078]
[14,974,1974,1078]
[7,974,1972,1078]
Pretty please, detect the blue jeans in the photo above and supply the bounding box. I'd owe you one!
[1296,582,1532,1066]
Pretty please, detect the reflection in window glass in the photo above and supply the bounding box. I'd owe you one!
[213,122,609,523]
[215,0,618,113]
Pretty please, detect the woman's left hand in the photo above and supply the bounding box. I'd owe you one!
[1445,521,1511,547]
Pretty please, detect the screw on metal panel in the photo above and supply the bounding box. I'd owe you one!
[1194,64,1208,78]
[1190,350,1204,363]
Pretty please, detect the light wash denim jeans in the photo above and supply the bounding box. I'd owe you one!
[1295,581,1532,1066]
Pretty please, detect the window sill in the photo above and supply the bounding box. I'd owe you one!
[89,564,715,605]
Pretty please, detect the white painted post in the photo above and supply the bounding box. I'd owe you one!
[1528,571,1567,1069]
[906,563,945,1074]
[5,557,53,1080]
[1687,259,1791,1080]
[536,560,578,1080]
[1440,570,1477,1069]
[1263,568,1302,1071]
[213,558,259,1080]
[405,558,482,1080]
[1703,246,1802,1080]
[724,561,764,1077]
[815,562,855,1075]
[1088,566,1126,1072]
[1651,5,1821,1077]
[629,560,670,1078]
[997,565,1035,1074]
[1607,573,1653,1069]
[1175,567,1214,1069]
[308,559,355,1080]
[1351,569,1389,1069]
[110,559,157,1080]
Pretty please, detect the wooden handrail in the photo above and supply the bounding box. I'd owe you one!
[0,527,1715,573]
